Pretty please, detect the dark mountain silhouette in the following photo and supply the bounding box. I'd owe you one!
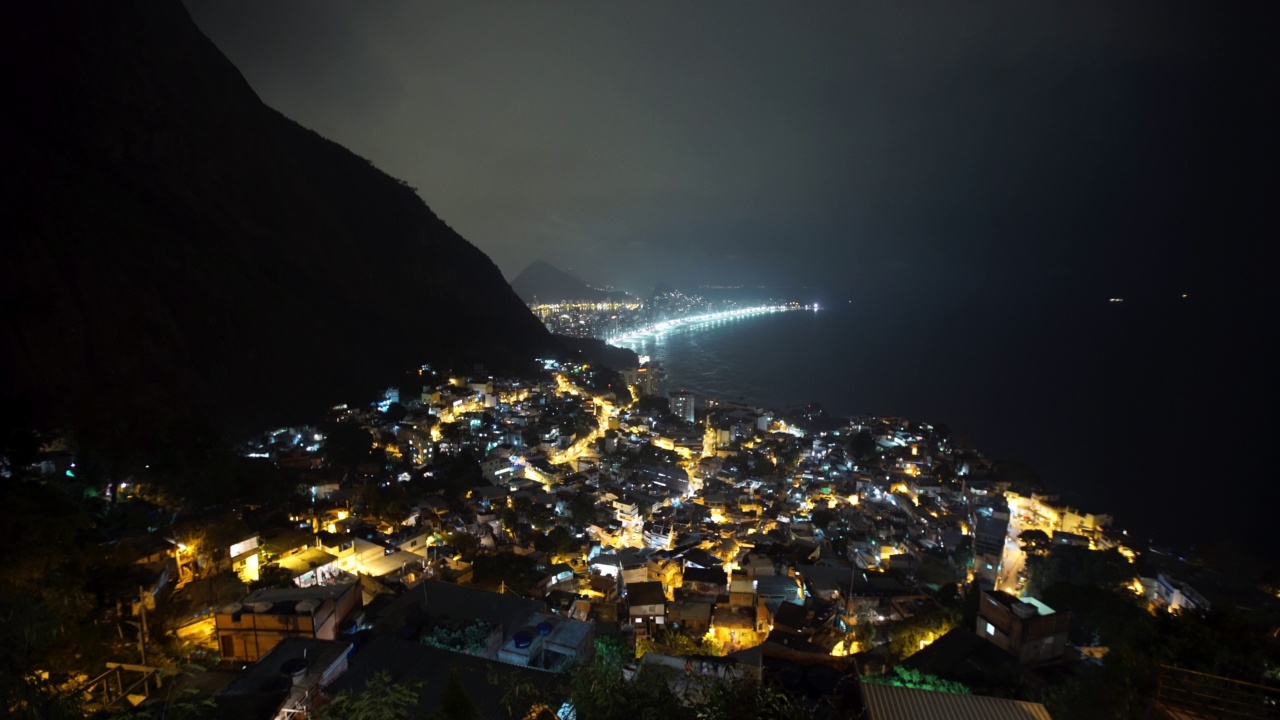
[510,261,632,304]
[1,0,559,437]
[558,337,639,371]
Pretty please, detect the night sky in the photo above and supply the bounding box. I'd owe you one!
[184,1,1273,297]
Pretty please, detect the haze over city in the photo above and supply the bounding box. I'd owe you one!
[186,1,1271,297]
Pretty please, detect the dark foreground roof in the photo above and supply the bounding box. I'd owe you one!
[328,635,563,720]
[901,628,1019,685]
[370,579,546,636]
[861,682,1053,720]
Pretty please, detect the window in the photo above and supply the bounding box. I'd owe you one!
[985,622,995,636]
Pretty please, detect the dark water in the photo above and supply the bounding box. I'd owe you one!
[617,290,1271,551]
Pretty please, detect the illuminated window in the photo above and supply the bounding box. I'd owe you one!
[985,622,995,636]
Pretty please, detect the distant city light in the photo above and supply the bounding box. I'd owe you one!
[608,304,815,345]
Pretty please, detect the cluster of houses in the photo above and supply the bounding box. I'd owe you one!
[80,359,1249,719]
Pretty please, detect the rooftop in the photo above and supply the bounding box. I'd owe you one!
[860,681,1053,720]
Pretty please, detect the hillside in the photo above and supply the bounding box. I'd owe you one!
[510,261,632,304]
[1,0,558,437]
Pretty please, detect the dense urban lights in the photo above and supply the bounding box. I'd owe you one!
[608,304,814,344]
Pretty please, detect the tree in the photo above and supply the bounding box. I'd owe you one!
[422,621,493,654]
[429,452,485,503]
[358,481,411,527]
[436,669,478,720]
[383,402,408,424]
[849,430,877,463]
[472,553,538,595]
[559,638,684,720]
[171,513,252,577]
[1025,546,1132,597]
[932,459,956,485]
[568,493,596,525]
[438,422,470,445]
[886,611,957,664]
[0,478,100,720]
[1018,529,1052,556]
[914,555,959,589]
[496,504,518,531]
[443,530,479,559]
[694,674,825,720]
[248,564,296,591]
[930,423,952,442]
[0,597,88,720]
[535,526,579,559]
[635,630,725,658]
[321,423,374,476]
[317,671,421,720]
[850,604,878,649]
[526,502,554,529]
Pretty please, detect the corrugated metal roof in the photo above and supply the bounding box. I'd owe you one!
[863,682,1054,720]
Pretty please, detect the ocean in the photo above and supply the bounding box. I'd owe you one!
[614,288,1270,553]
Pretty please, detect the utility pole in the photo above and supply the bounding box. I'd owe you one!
[136,586,152,666]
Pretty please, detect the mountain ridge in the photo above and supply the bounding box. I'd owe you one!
[510,260,633,304]
[1,0,558,437]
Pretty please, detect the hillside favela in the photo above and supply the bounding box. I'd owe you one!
[3,2,1276,720]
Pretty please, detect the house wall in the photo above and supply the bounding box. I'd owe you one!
[215,586,360,662]
[977,594,1070,664]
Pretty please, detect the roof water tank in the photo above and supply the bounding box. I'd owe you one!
[280,657,308,685]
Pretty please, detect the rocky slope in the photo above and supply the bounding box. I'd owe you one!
[510,261,632,304]
[1,0,558,434]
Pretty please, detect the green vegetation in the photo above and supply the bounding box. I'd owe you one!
[496,637,829,720]
[848,429,878,463]
[533,526,581,557]
[426,452,487,503]
[1024,545,1131,597]
[471,553,540,595]
[885,610,958,665]
[863,666,971,695]
[320,422,376,475]
[913,554,961,589]
[423,621,494,654]
[635,630,726,658]
[1017,528,1052,556]
[437,669,480,720]
[317,671,422,720]
[1038,581,1280,719]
